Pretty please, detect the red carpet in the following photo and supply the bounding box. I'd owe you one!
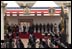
[13,32,51,39]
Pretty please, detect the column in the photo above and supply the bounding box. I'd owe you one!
[1,2,7,40]
[67,6,71,44]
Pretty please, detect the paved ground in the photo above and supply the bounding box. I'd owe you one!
[13,38,49,48]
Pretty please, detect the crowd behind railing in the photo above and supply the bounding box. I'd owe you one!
[1,23,71,48]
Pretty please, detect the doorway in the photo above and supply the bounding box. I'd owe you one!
[18,19,33,27]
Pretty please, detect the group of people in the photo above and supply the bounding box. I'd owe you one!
[6,23,62,34]
[1,32,69,48]
[1,22,70,48]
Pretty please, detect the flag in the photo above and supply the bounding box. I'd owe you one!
[60,6,65,18]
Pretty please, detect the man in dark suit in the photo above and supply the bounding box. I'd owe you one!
[7,24,13,39]
[47,23,50,33]
[50,23,53,32]
[39,38,49,48]
[39,23,42,33]
[35,24,38,33]
[43,24,46,33]
[7,24,12,33]
[29,33,36,48]
[60,32,67,44]
[16,25,19,36]
[32,24,35,33]
[23,24,26,34]
[14,24,19,36]
[6,31,14,48]
[28,25,33,34]
[58,23,62,32]
[16,37,24,48]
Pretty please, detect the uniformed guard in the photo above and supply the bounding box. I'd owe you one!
[39,23,42,33]
[32,24,35,33]
[50,23,53,32]
[35,24,38,33]
[43,24,46,33]
[47,23,50,33]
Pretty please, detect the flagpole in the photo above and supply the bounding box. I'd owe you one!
[60,3,68,44]
[61,3,64,33]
